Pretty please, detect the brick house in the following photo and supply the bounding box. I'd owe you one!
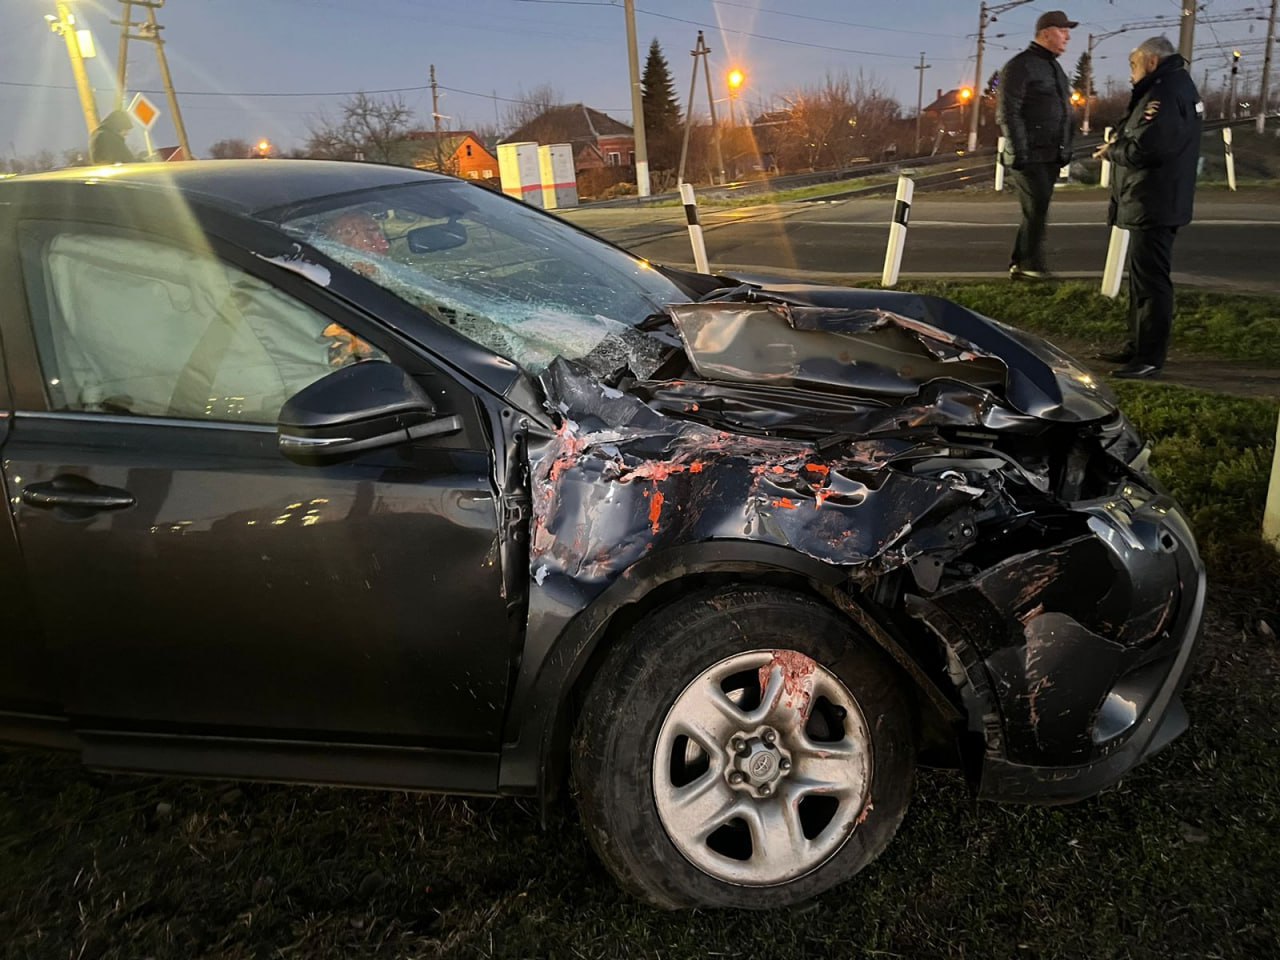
[503,104,635,174]
[391,130,499,180]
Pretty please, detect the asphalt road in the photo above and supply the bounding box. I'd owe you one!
[559,189,1280,293]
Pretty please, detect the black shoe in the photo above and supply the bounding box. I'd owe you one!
[1112,362,1161,380]
[1094,348,1134,364]
[1009,264,1024,280]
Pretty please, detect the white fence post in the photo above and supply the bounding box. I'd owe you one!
[1100,126,1113,189]
[1224,127,1237,191]
[881,175,914,288]
[679,183,710,275]
[1264,413,1280,548]
[995,136,1006,192]
[1100,226,1130,298]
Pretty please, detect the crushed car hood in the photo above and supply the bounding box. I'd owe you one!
[667,284,1115,425]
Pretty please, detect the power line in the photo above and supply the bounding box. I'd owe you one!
[0,77,629,112]
[634,8,972,61]
[704,0,958,39]
[515,0,972,60]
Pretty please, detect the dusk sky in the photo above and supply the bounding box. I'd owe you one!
[1,0,1269,160]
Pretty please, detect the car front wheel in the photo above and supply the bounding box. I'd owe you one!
[571,586,915,909]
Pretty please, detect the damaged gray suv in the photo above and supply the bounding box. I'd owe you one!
[0,162,1204,910]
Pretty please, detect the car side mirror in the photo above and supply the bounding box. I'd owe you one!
[406,220,468,253]
[277,360,461,463]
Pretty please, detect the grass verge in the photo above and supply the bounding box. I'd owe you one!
[1112,381,1280,600]
[640,175,898,208]
[891,280,1280,366]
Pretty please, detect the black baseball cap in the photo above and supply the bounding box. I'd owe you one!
[1035,10,1078,30]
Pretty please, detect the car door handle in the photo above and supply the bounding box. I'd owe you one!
[21,478,136,511]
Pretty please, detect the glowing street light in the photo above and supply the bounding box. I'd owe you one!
[256,139,272,158]
[726,68,746,127]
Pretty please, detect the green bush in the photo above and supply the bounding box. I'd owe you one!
[890,280,1280,365]
[1111,381,1280,604]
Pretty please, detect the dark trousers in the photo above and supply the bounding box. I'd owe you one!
[1008,162,1058,271]
[1125,226,1178,367]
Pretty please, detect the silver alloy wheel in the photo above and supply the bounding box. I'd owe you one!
[652,648,873,887]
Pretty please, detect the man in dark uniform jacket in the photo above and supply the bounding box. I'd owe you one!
[1094,36,1203,379]
[89,111,138,165]
[997,9,1076,280]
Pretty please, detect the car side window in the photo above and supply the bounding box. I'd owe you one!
[19,226,385,423]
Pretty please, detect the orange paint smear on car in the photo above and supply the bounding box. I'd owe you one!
[649,490,665,533]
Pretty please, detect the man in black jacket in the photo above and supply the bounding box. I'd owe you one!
[89,110,138,165]
[997,10,1076,280]
[1093,37,1203,379]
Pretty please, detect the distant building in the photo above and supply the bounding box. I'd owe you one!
[391,130,498,180]
[503,104,635,173]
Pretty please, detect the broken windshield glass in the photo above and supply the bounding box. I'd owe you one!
[275,181,686,379]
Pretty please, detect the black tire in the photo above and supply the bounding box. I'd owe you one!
[571,586,915,910]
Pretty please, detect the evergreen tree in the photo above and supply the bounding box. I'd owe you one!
[641,38,683,178]
[1072,52,1095,96]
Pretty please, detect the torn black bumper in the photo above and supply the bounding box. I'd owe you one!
[911,481,1207,805]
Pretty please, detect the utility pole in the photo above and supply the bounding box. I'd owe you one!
[1231,50,1241,120]
[623,0,651,197]
[968,2,988,153]
[700,33,726,184]
[677,32,725,185]
[50,1,100,136]
[113,0,191,160]
[431,65,444,173]
[914,52,930,155]
[677,33,701,185]
[115,0,132,110]
[1259,0,1277,133]
[1179,0,1197,65]
[970,0,1035,153]
[1084,36,1095,134]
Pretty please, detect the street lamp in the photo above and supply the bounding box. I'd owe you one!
[958,87,973,144]
[727,68,745,127]
[255,139,272,159]
[44,1,101,136]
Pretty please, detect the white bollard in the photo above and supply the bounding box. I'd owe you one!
[1263,413,1280,548]
[1100,226,1130,299]
[995,136,1006,192]
[1224,127,1237,192]
[1100,126,1113,189]
[679,183,710,275]
[881,175,914,287]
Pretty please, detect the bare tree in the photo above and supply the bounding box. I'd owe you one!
[501,84,561,137]
[776,71,902,172]
[208,138,252,159]
[306,93,415,163]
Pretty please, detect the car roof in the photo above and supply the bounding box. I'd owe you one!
[1,159,451,216]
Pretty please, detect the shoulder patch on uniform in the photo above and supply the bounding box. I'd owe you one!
[1142,100,1161,123]
[1195,101,1205,115]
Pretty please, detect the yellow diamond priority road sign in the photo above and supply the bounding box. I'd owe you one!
[127,92,160,130]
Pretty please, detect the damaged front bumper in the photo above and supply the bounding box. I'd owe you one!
[909,481,1206,804]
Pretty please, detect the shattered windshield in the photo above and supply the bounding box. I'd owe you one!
[275,180,685,378]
